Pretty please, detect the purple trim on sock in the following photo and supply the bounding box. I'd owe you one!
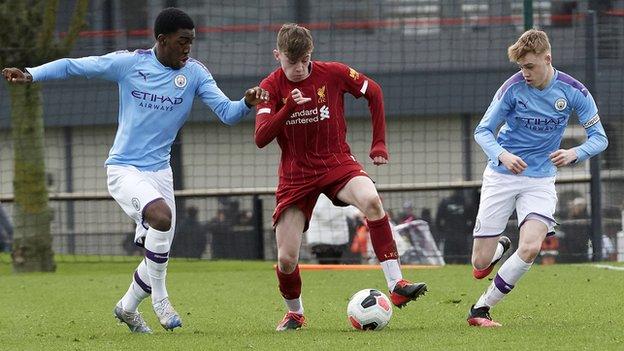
[133,270,152,294]
[145,249,169,264]
[494,274,514,294]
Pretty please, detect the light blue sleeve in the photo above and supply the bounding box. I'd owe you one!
[474,86,512,166]
[572,90,608,162]
[194,62,250,125]
[26,50,137,82]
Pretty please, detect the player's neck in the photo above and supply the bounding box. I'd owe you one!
[152,45,169,68]
[535,66,555,90]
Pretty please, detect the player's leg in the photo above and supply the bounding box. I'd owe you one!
[469,177,555,327]
[470,168,517,279]
[335,176,426,308]
[119,258,151,311]
[144,167,182,330]
[469,219,547,327]
[143,199,173,300]
[114,258,152,333]
[107,166,159,333]
[467,169,518,327]
[275,206,306,331]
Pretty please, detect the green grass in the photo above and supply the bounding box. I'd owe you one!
[0,259,623,351]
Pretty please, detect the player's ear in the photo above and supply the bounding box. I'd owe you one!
[545,53,552,65]
[157,34,167,46]
[273,49,280,62]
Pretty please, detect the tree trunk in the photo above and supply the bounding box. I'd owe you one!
[9,84,55,273]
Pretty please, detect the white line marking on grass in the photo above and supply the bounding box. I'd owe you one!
[593,264,624,271]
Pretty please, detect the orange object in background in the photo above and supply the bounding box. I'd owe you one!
[350,224,369,256]
[540,236,559,265]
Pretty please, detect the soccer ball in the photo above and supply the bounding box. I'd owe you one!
[347,289,393,331]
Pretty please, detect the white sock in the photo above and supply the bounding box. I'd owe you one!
[144,227,172,303]
[120,259,151,312]
[380,259,403,291]
[285,297,304,315]
[475,251,532,309]
[491,242,504,264]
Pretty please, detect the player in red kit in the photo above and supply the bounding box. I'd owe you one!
[255,23,427,331]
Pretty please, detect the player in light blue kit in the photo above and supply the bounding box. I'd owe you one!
[466,29,608,327]
[2,8,268,333]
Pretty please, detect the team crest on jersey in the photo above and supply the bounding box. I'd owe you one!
[174,74,187,88]
[131,198,141,212]
[349,67,359,81]
[317,85,326,103]
[282,97,288,105]
[554,98,567,111]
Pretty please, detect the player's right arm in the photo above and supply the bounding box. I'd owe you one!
[2,50,136,84]
[474,83,527,174]
[254,78,310,148]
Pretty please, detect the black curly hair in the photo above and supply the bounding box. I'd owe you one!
[154,7,194,39]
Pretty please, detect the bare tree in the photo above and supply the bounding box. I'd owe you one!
[0,0,88,272]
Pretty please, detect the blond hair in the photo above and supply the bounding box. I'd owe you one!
[507,29,551,62]
[277,23,314,61]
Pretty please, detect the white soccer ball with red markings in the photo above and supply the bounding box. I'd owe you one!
[347,289,393,331]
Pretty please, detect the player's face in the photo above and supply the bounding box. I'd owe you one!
[517,52,552,89]
[158,28,195,69]
[274,49,311,82]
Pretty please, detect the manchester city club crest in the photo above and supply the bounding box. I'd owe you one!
[174,74,187,88]
[554,97,567,111]
[131,198,141,211]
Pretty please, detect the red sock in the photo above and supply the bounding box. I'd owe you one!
[276,265,302,299]
[367,214,398,262]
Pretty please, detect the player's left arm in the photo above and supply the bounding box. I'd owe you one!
[550,89,608,167]
[196,62,267,125]
[334,63,388,165]
[3,50,136,84]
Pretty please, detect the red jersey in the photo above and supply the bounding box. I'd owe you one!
[255,61,387,185]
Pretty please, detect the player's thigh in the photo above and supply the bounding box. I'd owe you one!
[151,167,177,227]
[335,176,379,211]
[275,206,306,258]
[107,165,163,223]
[473,170,518,237]
[516,177,557,234]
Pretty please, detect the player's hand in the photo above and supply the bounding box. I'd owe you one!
[498,151,527,174]
[291,89,311,105]
[550,148,578,167]
[2,68,32,83]
[244,86,269,106]
[372,156,388,166]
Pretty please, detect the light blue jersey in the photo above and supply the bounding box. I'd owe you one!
[475,69,608,177]
[27,49,250,171]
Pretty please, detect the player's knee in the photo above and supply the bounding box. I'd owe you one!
[144,200,172,231]
[278,253,298,273]
[361,194,384,219]
[517,242,540,263]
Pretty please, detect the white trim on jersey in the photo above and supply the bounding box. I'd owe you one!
[360,80,369,94]
[257,107,271,115]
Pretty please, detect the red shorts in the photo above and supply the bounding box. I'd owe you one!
[272,162,369,232]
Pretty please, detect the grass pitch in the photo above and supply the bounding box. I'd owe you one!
[0,258,622,350]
